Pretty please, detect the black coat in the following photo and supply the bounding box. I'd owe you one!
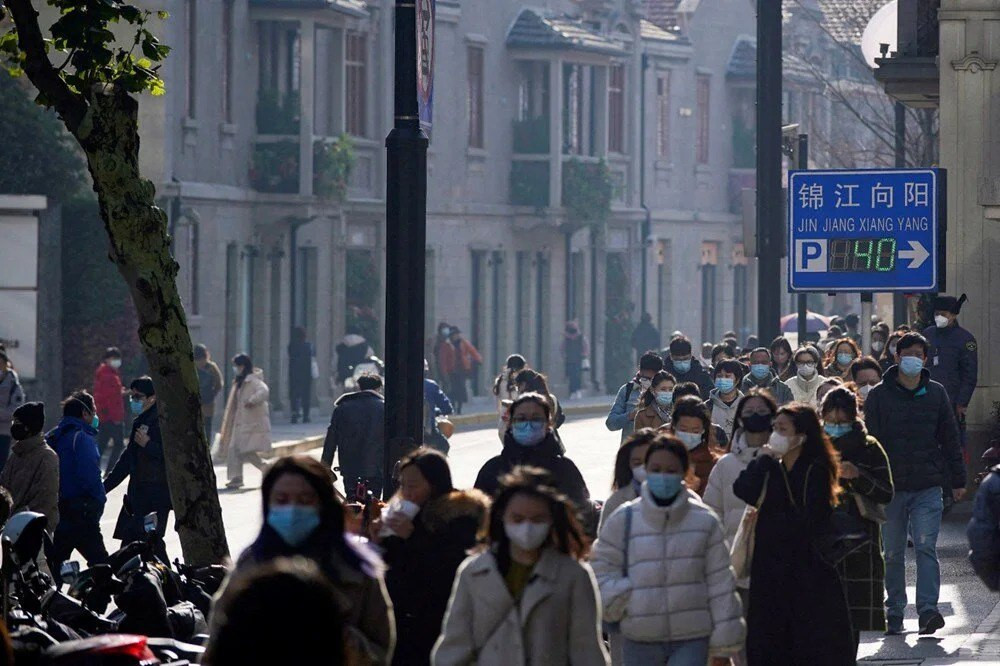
[969,466,1000,591]
[734,453,854,666]
[287,340,314,390]
[474,432,590,510]
[663,357,715,400]
[923,322,978,407]
[831,426,894,632]
[864,366,965,492]
[383,490,489,666]
[321,391,384,484]
[104,403,172,542]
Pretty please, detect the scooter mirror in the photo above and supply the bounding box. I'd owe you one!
[143,513,158,534]
[60,561,80,585]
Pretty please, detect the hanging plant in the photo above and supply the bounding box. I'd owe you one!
[314,134,355,202]
[562,158,613,226]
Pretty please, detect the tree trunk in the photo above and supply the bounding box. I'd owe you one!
[76,86,229,565]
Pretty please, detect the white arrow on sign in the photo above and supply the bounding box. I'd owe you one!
[898,240,929,269]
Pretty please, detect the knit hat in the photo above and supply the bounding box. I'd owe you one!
[12,402,45,437]
[933,294,967,315]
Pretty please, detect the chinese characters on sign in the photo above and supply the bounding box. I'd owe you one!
[788,169,944,292]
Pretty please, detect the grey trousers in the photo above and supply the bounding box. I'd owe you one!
[227,446,266,481]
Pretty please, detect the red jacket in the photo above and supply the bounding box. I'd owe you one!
[438,338,483,375]
[93,363,124,424]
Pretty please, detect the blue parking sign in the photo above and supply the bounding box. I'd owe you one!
[787,168,945,293]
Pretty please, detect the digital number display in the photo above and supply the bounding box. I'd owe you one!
[829,238,897,272]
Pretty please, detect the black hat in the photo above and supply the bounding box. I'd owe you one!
[933,294,967,315]
[12,402,45,437]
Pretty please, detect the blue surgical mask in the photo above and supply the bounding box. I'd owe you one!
[899,356,924,377]
[511,421,547,447]
[750,364,770,380]
[837,353,855,367]
[824,423,853,439]
[655,391,673,407]
[715,377,735,393]
[91,415,100,430]
[267,504,321,547]
[673,359,691,374]
[646,473,683,501]
[129,399,144,415]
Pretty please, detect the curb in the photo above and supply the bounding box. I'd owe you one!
[269,402,610,458]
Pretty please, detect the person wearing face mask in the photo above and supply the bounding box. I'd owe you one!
[104,376,172,562]
[879,331,903,373]
[733,404,854,665]
[231,455,394,664]
[669,396,719,496]
[785,346,825,406]
[848,356,883,409]
[820,387,894,655]
[92,346,126,470]
[48,390,109,569]
[633,371,676,431]
[1,402,59,532]
[607,352,664,443]
[592,437,745,666]
[438,327,483,415]
[434,467,608,666]
[219,354,273,490]
[864,332,965,636]
[923,294,978,447]
[662,337,715,400]
[769,336,795,382]
[825,338,862,381]
[476,394,590,513]
[371,449,489,666]
[709,359,745,436]
[515,369,565,430]
[739,347,793,406]
[870,328,888,360]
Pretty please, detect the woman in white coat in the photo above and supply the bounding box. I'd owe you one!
[592,436,745,666]
[432,467,609,666]
[784,346,825,406]
[220,354,272,489]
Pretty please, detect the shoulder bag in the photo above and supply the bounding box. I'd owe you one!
[730,470,768,580]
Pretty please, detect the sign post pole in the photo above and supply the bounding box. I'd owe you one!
[796,134,809,343]
[861,292,873,356]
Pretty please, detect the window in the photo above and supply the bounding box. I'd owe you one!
[221,0,233,122]
[700,242,719,342]
[467,46,485,148]
[563,64,584,155]
[608,65,625,153]
[345,32,367,137]
[657,73,670,158]
[186,0,197,118]
[696,75,710,164]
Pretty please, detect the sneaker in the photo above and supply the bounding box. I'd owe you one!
[225,477,244,490]
[919,610,945,635]
[885,616,904,635]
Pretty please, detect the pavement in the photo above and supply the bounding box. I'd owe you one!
[87,406,1000,664]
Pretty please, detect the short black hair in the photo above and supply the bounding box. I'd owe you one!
[130,376,155,397]
[193,344,209,360]
[845,313,860,327]
[896,332,929,357]
[505,354,527,371]
[668,337,692,357]
[62,390,95,419]
[714,359,745,382]
[639,351,664,373]
[357,373,383,391]
[672,382,701,401]
[849,356,883,381]
[644,436,691,473]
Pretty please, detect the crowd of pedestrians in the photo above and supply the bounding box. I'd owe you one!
[0,293,996,666]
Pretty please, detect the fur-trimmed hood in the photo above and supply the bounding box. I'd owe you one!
[421,488,491,535]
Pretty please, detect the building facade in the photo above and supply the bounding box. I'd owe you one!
[132,0,780,406]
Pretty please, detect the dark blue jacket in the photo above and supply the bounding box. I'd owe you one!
[968,467,1000,591]
[923,322,978,407]
[322,390,384,481]
[662,357,715,400]
[47,417,106,505]
[864,366,965,492]
[424,379,453,419]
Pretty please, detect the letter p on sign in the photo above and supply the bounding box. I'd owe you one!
[796,240,827,272]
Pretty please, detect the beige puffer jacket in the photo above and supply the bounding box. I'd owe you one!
[591,485,745,656]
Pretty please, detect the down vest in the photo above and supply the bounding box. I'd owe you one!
[591,485,745,655]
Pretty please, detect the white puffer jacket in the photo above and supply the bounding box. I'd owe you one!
[785,372,824,406]
[703,431,763,548]
[591,485,745,655]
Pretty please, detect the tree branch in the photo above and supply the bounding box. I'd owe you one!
[5,0,86,132]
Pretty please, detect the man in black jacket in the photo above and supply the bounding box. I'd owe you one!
[865,332,965,636]
[662,336,715,400]
[322,373,385,498]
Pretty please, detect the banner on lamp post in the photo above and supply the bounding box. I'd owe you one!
[416,0,435,137]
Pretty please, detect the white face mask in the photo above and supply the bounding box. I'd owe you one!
[504,520,552,551]
[797,362,816,379]
[935,315,950,328]
[872,341,885,353]
[768,431,801,456]
[859,384,873,399]
[631,465,648,483]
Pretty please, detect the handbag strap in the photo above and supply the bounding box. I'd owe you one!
[755,471,770,509]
